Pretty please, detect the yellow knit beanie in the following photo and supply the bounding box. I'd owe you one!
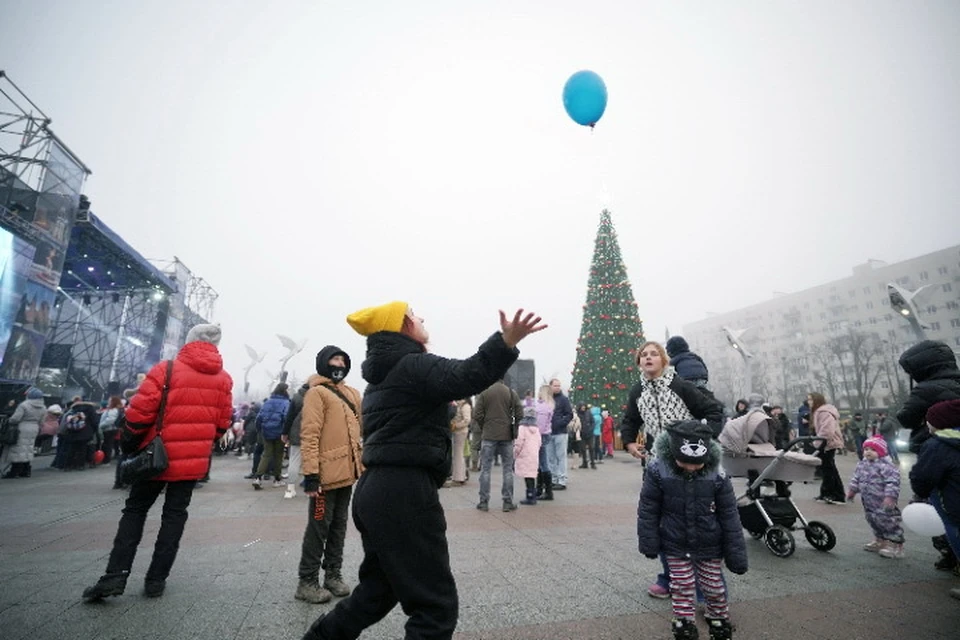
[346,301,409,336]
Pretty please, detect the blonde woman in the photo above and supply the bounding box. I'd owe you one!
[535,384,555,500]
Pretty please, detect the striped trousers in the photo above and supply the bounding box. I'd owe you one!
[666,557,729,621]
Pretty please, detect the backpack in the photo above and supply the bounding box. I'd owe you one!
[65,409,87,432]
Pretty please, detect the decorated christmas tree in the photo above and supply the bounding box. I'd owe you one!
[569,210,645,413]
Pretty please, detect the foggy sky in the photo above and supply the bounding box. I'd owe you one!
[2,0,958,398]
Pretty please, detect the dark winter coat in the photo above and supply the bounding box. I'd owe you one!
[242,405,259,445]
[359,331,519,487]
[61,401,100,444]
[910,427,960,528]
[666,336,709,384]
[620,371,725,446]
[124,342,234,482]
[577,406,595,439]
[636,432,748,573]
[256,393,290,440]
[283,384,309,446]
[550,392,574,436]
[474,382,523,441]
[897,341,960,453]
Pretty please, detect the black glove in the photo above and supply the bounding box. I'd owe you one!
[725,559,747,575]
[644,554,658,560]
[303,474,320,494]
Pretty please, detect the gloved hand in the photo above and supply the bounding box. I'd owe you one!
[303,474,320,494]
[725,558,748,575]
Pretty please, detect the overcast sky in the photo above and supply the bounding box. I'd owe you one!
[2,1,959,397]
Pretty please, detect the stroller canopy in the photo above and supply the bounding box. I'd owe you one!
[719,410,776,454]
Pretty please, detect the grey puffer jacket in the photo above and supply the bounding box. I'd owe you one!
[636,432,748,573]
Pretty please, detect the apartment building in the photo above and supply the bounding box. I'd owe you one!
[681,244,960,413]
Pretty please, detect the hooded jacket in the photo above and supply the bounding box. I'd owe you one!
[6,398,47,462]
[636,431,748,573]
[812,404,845,452]
[257,393,290,440]
[300,362,363,492]
[666,336,709,384]
[897,340,960,453]
[124,341,233,482]
[910,427,960,527]
[358,331,519,487]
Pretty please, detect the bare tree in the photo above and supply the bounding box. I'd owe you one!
[809,344,841,407]
[826,329,884,412]
[879,340,910,410]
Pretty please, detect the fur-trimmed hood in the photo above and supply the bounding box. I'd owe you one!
[653,429,722,476]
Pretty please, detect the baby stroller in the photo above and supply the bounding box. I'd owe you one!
[719,412,836,558]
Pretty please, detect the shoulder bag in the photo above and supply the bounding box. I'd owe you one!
[119,360,173,484]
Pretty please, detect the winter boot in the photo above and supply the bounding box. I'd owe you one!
[535,471,544,498]
[2,463,24,479]
[323,570,352,597]
[520,478,537,505]
[502,499,518,512]
[295,580,333,604]
[541,472,554,501]
[144,579,166,598]
[82,571,129,601]
[707,618,732,640]
[20,462,31,478]
[671,618,700,640]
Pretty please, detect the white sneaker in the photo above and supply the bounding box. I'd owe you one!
[283,487,296,499]
[273,480,285,488]
[879,543,905,559]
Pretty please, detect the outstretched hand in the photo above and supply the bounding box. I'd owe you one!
[500,309,548,349]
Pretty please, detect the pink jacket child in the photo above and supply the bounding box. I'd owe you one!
[515,408,542,505]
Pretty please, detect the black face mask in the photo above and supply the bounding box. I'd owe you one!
[329,366,347,382]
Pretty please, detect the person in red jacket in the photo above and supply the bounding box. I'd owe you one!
[82,323,233,601]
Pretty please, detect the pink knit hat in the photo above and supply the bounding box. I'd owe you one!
[862,436,888,458]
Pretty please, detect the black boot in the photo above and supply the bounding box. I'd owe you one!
[20,462,31,478]
[672,618,700,640]
[2,463,23,479]
[707,618,732,640]
[542,472,554,501]
[535,471,544,498]
[82,572,129,601]
[520,478,537,505]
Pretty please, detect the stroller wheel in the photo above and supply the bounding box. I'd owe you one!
[764,525,796,558]
[804,520,837,551]
[749,530,765,540]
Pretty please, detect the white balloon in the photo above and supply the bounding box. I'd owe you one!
[902,502,946,537]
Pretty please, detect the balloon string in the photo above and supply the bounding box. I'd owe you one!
[590,126,611,210]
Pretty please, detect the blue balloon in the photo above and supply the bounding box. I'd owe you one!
[562,70,607,127]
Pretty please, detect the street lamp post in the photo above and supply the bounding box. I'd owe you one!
[276,334,308,383]
[242,345,266,397]
[887,283,928,342]
[722,326,754,396]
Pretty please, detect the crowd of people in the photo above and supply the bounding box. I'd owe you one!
[1,305,958,640]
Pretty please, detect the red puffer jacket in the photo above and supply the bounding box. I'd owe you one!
[126,341,234,482]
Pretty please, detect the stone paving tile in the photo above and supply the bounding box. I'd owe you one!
[1,451,959,639]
